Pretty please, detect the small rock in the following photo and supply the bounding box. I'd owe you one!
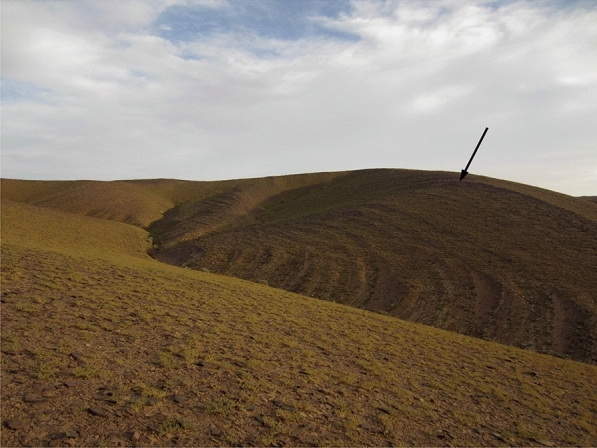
[253,415,264,425]
[146,397,159,406]
[210,428,221,437]
[69,352,85,362]
[23,394,45,403]
[35,413,51,422]
[532,439,555,447]
[20,434,38,447]
[245,405,255,411]
[42,390,59,398]
[173,394,186,404]
[127,430,141,441]
[6,420,28,430]
[378,406,392,414]
[66,431,78,439]
[272,399,294,411]
[88,407,109,417]
[63,380,79,388]
[197,361,217,369]
[84,436,97,445]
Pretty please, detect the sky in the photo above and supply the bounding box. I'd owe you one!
[2,0,596,196]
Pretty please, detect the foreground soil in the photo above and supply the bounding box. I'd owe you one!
[2,241,597,446]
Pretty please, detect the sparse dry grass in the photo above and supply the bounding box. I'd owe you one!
[2,175,597,447]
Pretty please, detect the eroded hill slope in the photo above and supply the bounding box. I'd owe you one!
[2,200,597,447]
[1,173,343,229]
[3,170,597,364]
[147,170,597,364]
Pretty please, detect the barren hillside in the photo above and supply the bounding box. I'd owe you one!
[146,170,597,364]
[2,198,597,447]
[4,169,597,365]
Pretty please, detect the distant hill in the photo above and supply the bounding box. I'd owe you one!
[3,169,596,365]
[2,182,597,447]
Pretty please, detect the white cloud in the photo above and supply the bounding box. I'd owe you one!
[1,0,596,195]
[411,85,474,114]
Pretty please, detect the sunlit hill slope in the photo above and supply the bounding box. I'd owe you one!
[2,174,597,446]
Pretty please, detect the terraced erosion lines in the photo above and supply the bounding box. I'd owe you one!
[2,183,597,447]
[146,169,597,364]
[3,169,597,367]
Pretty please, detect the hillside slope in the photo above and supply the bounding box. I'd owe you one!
[0,173,343,229]
[2,200,597,447]
[1,201,150,260]
[148,169,597,365]
[3,170,597,365]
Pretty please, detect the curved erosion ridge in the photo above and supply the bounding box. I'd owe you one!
[147,169,597,365]
[2,170,596,365]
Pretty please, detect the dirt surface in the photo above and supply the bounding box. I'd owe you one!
[2,244,597,447]
[2,191,597,447]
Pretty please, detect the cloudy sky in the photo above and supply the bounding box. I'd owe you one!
[2,0,596,196]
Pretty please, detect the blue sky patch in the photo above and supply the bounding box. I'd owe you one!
[1,79,52,104]
[154,0,359,44]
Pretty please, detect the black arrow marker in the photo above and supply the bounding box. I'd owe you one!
[460,127,488,181]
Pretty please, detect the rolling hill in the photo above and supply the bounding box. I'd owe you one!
[2,180,597,446]
[3,169,597,366]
